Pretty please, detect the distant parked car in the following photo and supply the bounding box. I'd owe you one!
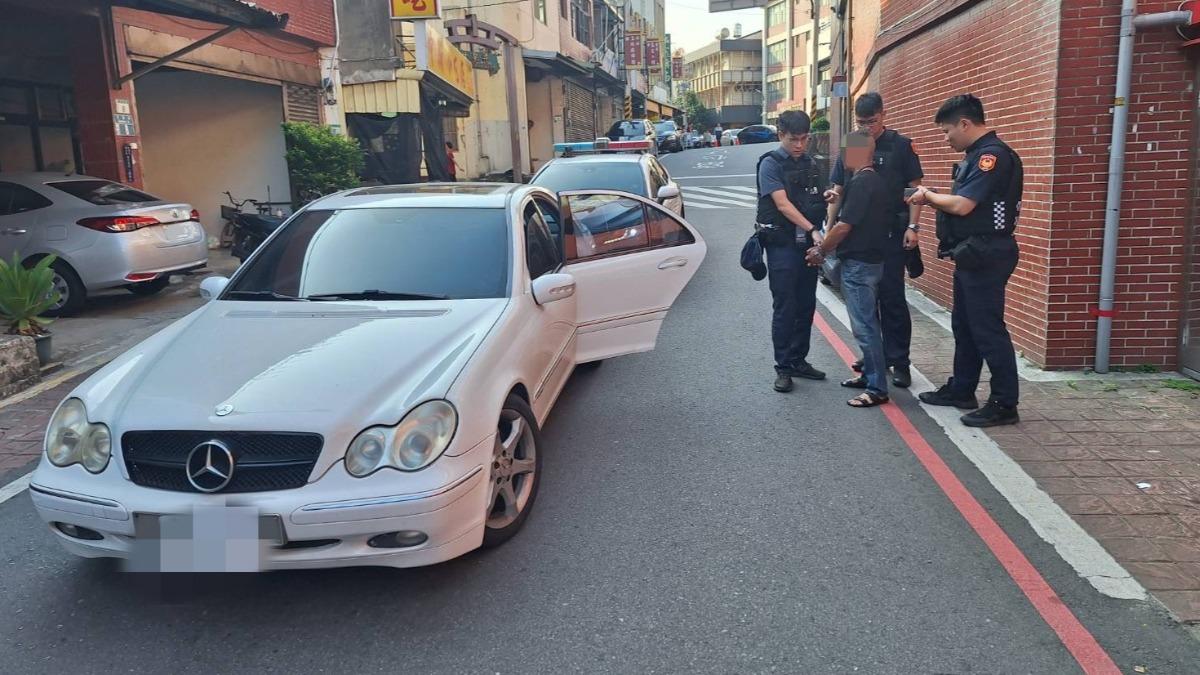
[605,119,658,154]
[737,125,779,145]
[0,173,208,316]
[721,129,738,146]
[654,120,684,153]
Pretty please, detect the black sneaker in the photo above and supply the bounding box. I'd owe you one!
[792,362,827,380]
[892,365,912,389]
[918,384,978,409]
[851,359,863,373]
[962,401,1020,428]
[774,373,794,392]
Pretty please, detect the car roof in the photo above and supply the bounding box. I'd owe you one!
[0,172,111,186]
[308,182,548,210]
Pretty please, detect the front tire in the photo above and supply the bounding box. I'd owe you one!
[482,395,543,548]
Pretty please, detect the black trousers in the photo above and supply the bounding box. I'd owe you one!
[878,232,913,368]
[766,241,818,374]
[949,237,1020,407]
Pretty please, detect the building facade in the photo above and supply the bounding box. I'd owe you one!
[683,30,763,128]
[1,0,337,241]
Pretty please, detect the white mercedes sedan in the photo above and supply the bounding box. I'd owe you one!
[28,183,706,571]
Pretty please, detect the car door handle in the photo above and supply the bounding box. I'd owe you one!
[2,228,27,235]
[657,257,688,270]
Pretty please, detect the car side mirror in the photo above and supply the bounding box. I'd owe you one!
[531,272,576,306]
[199,276,229,300]
[657,184,680,201]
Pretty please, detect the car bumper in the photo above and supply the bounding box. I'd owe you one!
[28,435,493,570]
[72,222,209,291]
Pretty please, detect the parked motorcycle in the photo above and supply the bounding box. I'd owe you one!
[220,192,289,262]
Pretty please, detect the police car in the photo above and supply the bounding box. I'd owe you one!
[531,139,686,218]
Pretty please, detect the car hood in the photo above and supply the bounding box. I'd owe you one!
[75,298,507,442]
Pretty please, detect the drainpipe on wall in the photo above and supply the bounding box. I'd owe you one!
[1094,3,1192,373]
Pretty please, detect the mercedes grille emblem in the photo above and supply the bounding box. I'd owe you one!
[185,440,235,493]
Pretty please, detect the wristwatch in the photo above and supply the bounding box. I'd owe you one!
[907,223,921,232]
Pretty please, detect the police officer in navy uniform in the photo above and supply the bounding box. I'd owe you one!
[909,94,1023,427]
[825,92,924,389]
[756,110,828,392]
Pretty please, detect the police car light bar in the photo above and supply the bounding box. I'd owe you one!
[553,138,653,155]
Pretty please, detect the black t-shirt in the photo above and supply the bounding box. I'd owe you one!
[836,169,890,264]
[831,128,924,219]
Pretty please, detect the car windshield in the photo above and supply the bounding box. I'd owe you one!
[608,121,645,137]
[47,179,160,205]
[226,207,510,300]
[654,121,677,134]
[532,162,647,197]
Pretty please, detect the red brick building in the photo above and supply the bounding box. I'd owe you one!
[848,0,1200,376]
[1,0,336,240]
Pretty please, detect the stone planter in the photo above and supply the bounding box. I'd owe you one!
[0,335,39,400]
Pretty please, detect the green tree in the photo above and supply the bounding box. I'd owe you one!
[811,116,830,132]
[677,90,720,132]
[282,122,364,204]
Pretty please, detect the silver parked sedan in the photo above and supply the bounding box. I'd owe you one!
[0,173,208,315]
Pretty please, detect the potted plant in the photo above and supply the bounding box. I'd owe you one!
[0,253,61,365]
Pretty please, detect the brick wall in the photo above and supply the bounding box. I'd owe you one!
[1047,0,1194,370]
[876,0,1062,366]
[254,0,337,47]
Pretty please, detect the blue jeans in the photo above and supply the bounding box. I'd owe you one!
[841,259,888,397]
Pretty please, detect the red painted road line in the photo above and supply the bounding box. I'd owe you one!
[814,313,1120,675]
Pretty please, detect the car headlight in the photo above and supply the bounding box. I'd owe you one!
[45,398,111,474]
[345,400,458,476]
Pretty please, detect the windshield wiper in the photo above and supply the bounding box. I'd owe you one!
[224,290,305,301]
[305,290,449,301]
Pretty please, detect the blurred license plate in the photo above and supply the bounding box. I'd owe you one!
[161,222,195,241]
[129,507,285,572]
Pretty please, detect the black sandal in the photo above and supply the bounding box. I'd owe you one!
[841,375,868,389]
[848,392,889,408]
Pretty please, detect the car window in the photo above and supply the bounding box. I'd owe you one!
[531,161,648,197]
[646,205,696,248]
[0,182,53,216]
[563,194,650,261]
[228,207,510,299]
[607,121,646,138]
[47,179,160,205]
[523,202,559,280]
[534,197,561,238]
[654,121,677,134]
[647,159,666,195]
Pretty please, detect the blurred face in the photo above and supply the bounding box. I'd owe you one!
[843,137,875,171]
[780,131,809,158]
[939,118,973,152]
[855,110,885,139]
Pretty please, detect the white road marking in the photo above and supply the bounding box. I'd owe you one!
[815,284,1147,601]
[687,186,756,198]
[0,472,32,505]
[673,173,756,180]
[684,192,756,208]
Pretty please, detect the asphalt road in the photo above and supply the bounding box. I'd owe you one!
[1,145,1198,673]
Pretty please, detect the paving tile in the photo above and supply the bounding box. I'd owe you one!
[1158,539,1200,563]
[1040,445,1100,461]
[1097,537,1169,563]
[1074,515,1137,538]
[1039,477,1140,495]
[1018,461,1073,479]
[1156,591,1200,623]
[1107,461,1173,478]
[1055,494,1113,515]
[995,443,1055,462]
[1054,420,1101,433]
[1089,446,1169,461]
[1103,495,1170,515]
[1124,562,1200,591]
[1176,512,1200,536]
[1154,495,1200,515]
[1062,461,1120,477]
[1125,515,1196,539]
[1024,432,1077,446]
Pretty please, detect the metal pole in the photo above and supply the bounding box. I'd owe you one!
[503,42,524,182]
[1094,5,1191,372]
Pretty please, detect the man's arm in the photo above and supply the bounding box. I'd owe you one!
[909,186,977,216]
[904,178,923,249]
[771,190,817,232]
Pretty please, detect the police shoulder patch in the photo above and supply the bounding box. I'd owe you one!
[978,154,997,172]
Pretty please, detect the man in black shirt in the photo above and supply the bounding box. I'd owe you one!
[825,92,924,388]
[806,130,892,407]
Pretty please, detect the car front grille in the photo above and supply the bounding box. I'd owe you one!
[122,431,324,493]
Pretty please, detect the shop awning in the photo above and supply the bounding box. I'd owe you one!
[342,70,471,116]
[523,50,593,78]
[113,0,288,30]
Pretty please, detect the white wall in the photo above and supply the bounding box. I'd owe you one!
[136,70,292,241]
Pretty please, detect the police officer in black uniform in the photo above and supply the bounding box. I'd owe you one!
[756,110,828,392]
[825,92,924,389]
[909,94,1023,427]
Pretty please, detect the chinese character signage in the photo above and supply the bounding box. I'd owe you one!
[663,34,672,86]
[645,39,661,72]
[415,22,476,98]
[672,57,683,79]
[391,0,440,19]
[625,32,643,67]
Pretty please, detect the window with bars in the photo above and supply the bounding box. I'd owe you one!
[571,0,591,45]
